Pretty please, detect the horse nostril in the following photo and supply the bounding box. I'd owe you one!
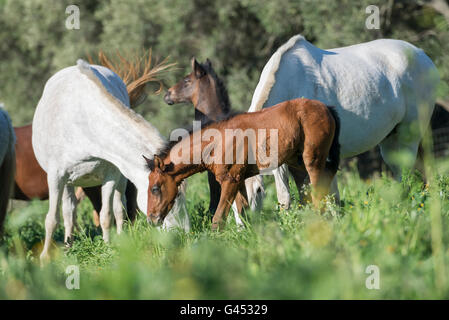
[164,92,174,105]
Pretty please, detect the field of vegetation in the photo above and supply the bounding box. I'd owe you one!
[1,160,449,299]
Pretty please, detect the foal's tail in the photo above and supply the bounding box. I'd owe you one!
[326,106,341,173]
[0,107,16,236]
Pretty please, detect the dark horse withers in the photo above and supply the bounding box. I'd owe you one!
[145,98,341,230]
[164,58,259,215]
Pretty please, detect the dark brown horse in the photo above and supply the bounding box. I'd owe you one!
[13,50,172,225]
[145,98,340,230]
[164,58,253,215]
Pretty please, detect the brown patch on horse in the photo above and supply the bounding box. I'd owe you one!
[13,125,49,200]
[146,98,340,230]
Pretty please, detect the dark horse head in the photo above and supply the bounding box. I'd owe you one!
[164,58,230,121]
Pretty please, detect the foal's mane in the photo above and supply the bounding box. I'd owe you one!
[89,49,175,107]
[200,62,231,116]
[158,110,243,160]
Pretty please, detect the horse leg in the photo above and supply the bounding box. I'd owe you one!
[287,165,308,204]
[61,185,77,247]
[303,150,335,209]
[125,181,137,222]
[82,186,102,227]
[379,124,421,180]
[113,176,127,235]
[207,171,221,215]
[40,172,64,262]
[244,174,265,211]
[330,176,341,204]
[100,179,116,243]
[273,164,291,209]
[212,181,240,231]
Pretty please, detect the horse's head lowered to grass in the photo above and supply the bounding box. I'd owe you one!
[144,155,179,225]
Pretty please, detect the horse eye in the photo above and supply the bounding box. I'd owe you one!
[151,185,161,195]
[184,78,190,84]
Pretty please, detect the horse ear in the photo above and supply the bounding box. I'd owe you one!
[191,57,206,79]
[143,155,155,171]
[206,58,212,68]
[153,155,166,171]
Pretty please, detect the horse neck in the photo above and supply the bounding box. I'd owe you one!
[170,157,207,184]
[168,138,208,183]
[90,99,166,195]
[194,82,229,122]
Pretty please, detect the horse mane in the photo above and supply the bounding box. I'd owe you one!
[200,62,231,115]
[158,110,243,160]
[249,34,305,112]
[76,59,167,153]
[88,49,175,108]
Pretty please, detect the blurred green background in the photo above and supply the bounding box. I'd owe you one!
[1,0,448,136]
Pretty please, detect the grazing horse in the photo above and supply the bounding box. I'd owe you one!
[12,51,167,226]
[33,60,189,261]
[164,58,263,222]
[0,105,15,236]
[145,98,340,230]
[245,34,440,209]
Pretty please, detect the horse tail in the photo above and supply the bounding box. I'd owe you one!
[91,49,175,108]
[326,106,341,173]
[0,107,16,236]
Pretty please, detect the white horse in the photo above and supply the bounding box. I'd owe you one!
[32,60,190,261]
[0,104,16,235]
[246,34,440,208]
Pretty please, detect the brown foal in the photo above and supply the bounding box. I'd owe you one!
[164,58,250,214]
[145,98,341,230]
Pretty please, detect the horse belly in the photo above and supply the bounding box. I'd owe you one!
[66,160,110,187]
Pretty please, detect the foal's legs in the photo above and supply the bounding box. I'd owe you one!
[40,172,65,262]
[207,171,221,214]
[212,181,240,231]
[303,149,335,208]
[100,179,116,243]
[287,165,308,203]
[61,184,77,247]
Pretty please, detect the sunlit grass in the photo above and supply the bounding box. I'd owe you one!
[1,164,449,299]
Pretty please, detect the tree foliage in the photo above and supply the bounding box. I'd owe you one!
[0,0,448,135]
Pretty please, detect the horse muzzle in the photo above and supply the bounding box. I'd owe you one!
[147,213,162,226]
[164,92,174,105]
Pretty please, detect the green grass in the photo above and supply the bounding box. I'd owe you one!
[1,164,449,299]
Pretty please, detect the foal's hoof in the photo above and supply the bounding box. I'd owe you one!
[211,221,225,231]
